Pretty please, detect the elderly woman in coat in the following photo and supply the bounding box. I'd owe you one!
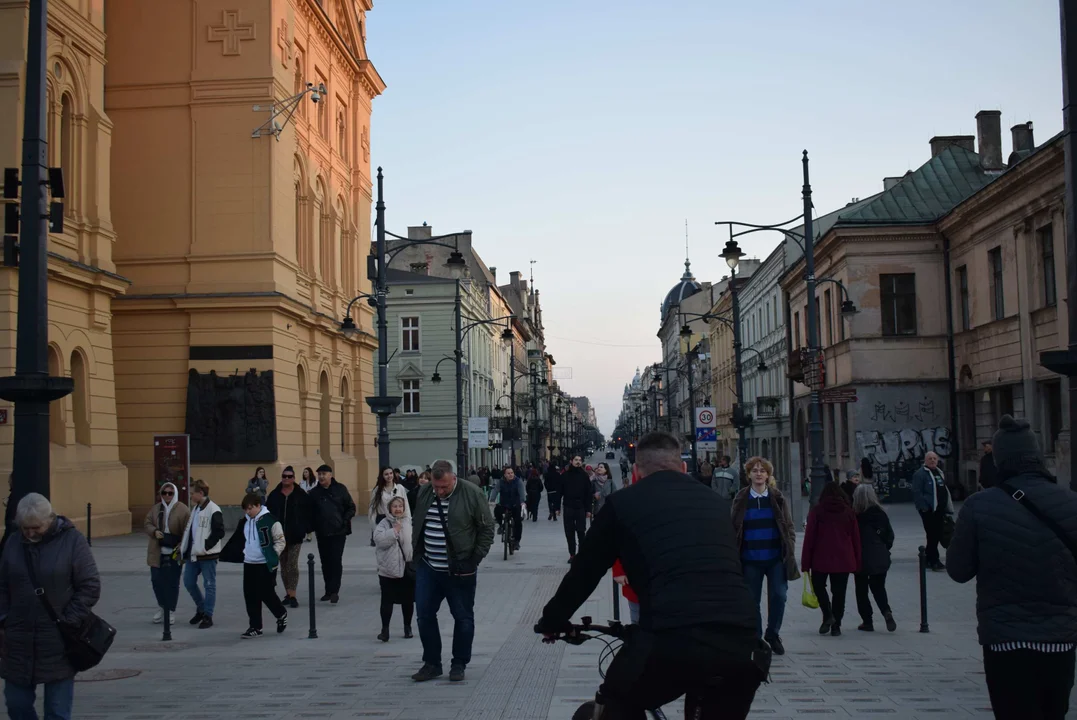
[0,493,101,719]
[144,482,190,624]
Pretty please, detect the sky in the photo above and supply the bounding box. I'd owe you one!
[367,0,1064,436]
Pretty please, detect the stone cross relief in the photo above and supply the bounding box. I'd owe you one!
[277,19,292,67]
[207,10,256,56]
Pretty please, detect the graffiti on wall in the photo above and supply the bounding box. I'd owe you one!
[855,426,951,502]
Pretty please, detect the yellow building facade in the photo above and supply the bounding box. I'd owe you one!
[0,0,383,532]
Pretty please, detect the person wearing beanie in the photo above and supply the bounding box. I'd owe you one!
[308,463,356,603]
[947,415,1077,719]
[911,451,953,571]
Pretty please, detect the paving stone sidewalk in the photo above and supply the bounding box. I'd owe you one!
[67,497,1073,719]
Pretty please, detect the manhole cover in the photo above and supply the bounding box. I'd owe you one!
[75,668,142,682]
[132,642,193,652]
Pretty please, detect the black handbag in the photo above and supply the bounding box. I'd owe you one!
[24,545,115,672]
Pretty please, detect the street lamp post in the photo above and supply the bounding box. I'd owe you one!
[720,238,749,482]
[0,0,72,526]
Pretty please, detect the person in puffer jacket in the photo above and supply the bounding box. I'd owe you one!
[948,415,1077,720]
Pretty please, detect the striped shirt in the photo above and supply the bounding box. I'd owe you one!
[742,488,782,564]
[988,642,1076,653]
[423,491,453,572]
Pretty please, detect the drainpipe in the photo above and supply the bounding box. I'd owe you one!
[941,232,962,494]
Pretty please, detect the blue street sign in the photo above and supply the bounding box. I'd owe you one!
[695,427,717,442]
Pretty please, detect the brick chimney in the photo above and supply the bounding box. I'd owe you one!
[976,110,1003,171]
[1011,121,1035,154]
[408,223,432,240]
[929,135,975,158]
[509,270,521,288]
[489,266,496,281]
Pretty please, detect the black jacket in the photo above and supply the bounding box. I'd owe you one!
[540,470,757,636]
[266,483,312,544]
[308,478,356,537]
[948,466,1077,646]
[979,452,997,489]
[526,476,544,498]
[560,467,592,511]
[544,468,563,495]
[856,505,894,575]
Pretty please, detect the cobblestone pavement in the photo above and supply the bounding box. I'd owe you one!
[66,463,1075,719]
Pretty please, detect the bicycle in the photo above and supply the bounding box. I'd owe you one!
[502,508,515,560]
[538,616,671,719]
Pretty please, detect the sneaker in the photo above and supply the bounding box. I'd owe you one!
[281,593,291,604]
[858,622,874,632]
[884,612,897,632]
[276,612,288,634]
[818,618,832,635]
[153,608,163,624]
[241,628,263,639]
[764,634,785,656]
[513,542,520,552]
[329,593,339,604]
[449,663,466,682]
[288,597,299,609]
[320,594,331,602]
[404,626,414,639]
[189,611,205,626]
[378,627,389,642]
[411,663,443,682]
[198,616,214,629]
[931,562,947,572]
[830,624,842,637]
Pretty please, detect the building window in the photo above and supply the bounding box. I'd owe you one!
[957,391,975,457]
[794,311,801,349]
[989,247,1004,320]
[316,75,328,138]
[990,385,1014,427]
[402,379,421,414]
[1040,225,1056,307]
[60,93,73,214]
[880,273,917,336]
[824,289,833,346]
[401,317,419,352]
[1044,381,1062,453]
[957,265,970,331]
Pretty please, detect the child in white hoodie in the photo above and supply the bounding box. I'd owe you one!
[223,492,288,638]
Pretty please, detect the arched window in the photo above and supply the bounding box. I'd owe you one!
[297,365,308,455]
[312,178,325,279]
[295,178,303,267]
[70,350,90,446]
[60,93,73,213]
[334,196,346,290]
[47,346,65,446]
[319,371,332,465]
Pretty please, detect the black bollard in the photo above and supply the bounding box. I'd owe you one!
[611,575,620,622]
[918,545,930,633]
[86,503,91,546]
[162,605,171,641]
[307,553,318,639]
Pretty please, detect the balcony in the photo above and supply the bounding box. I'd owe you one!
[756,396,781,419]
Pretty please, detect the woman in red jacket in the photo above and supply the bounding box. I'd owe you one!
[801,481,861,636]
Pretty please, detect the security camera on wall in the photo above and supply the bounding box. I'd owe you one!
[309,82,326,104]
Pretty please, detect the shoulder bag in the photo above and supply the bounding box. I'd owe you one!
[998,481,1077,563]
[23,545,115,672]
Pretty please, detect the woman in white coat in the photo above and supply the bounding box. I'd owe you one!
[368,466,410,545]
[373,496,414,641]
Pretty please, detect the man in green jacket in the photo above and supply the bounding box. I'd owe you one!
[410,459,494,683]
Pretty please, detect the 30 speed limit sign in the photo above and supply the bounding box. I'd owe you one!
[696,407,716,428]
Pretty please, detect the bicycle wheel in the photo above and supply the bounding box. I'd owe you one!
[571,701,595,720]
[503,515,510,560]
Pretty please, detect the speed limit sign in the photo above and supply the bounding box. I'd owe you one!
[696,407,716,428]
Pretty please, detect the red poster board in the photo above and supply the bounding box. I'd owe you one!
[154,434,191,505]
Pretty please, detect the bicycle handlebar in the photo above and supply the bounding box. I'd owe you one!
[534,616,629,645]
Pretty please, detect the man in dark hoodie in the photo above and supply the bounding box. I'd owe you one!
[544,463,563,521]
[948,416,1077,720]
[308,463,356,603]
[266,466,312,608]
[560,455,592,562]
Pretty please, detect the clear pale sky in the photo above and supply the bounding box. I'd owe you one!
[367,0,1064,435]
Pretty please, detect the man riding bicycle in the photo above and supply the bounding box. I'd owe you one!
[536,432,767,719]
[619,458,629,482]
[493,466,525,552]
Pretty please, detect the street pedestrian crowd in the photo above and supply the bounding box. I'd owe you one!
[0,413,1072,719]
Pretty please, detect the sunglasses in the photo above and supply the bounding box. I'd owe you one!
[161,491,175,496]
[282,474,295,479]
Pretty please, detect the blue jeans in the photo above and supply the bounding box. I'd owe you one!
[5,678,74,720]
[183,558,217,617]
[150,555,182,612]
[415,559,477,667]
[742,558,787,638]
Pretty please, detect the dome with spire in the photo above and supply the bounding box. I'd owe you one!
[661,258,702,319]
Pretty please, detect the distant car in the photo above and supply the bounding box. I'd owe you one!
[605,451,615,460]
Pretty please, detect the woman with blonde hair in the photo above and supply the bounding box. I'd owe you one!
[731,456,799,656]
[852,483,896,632]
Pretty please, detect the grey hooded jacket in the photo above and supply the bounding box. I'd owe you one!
[0,516,101,685]
[947,473,1077,646]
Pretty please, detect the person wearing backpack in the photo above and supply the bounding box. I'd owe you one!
[948,415,1077,720]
